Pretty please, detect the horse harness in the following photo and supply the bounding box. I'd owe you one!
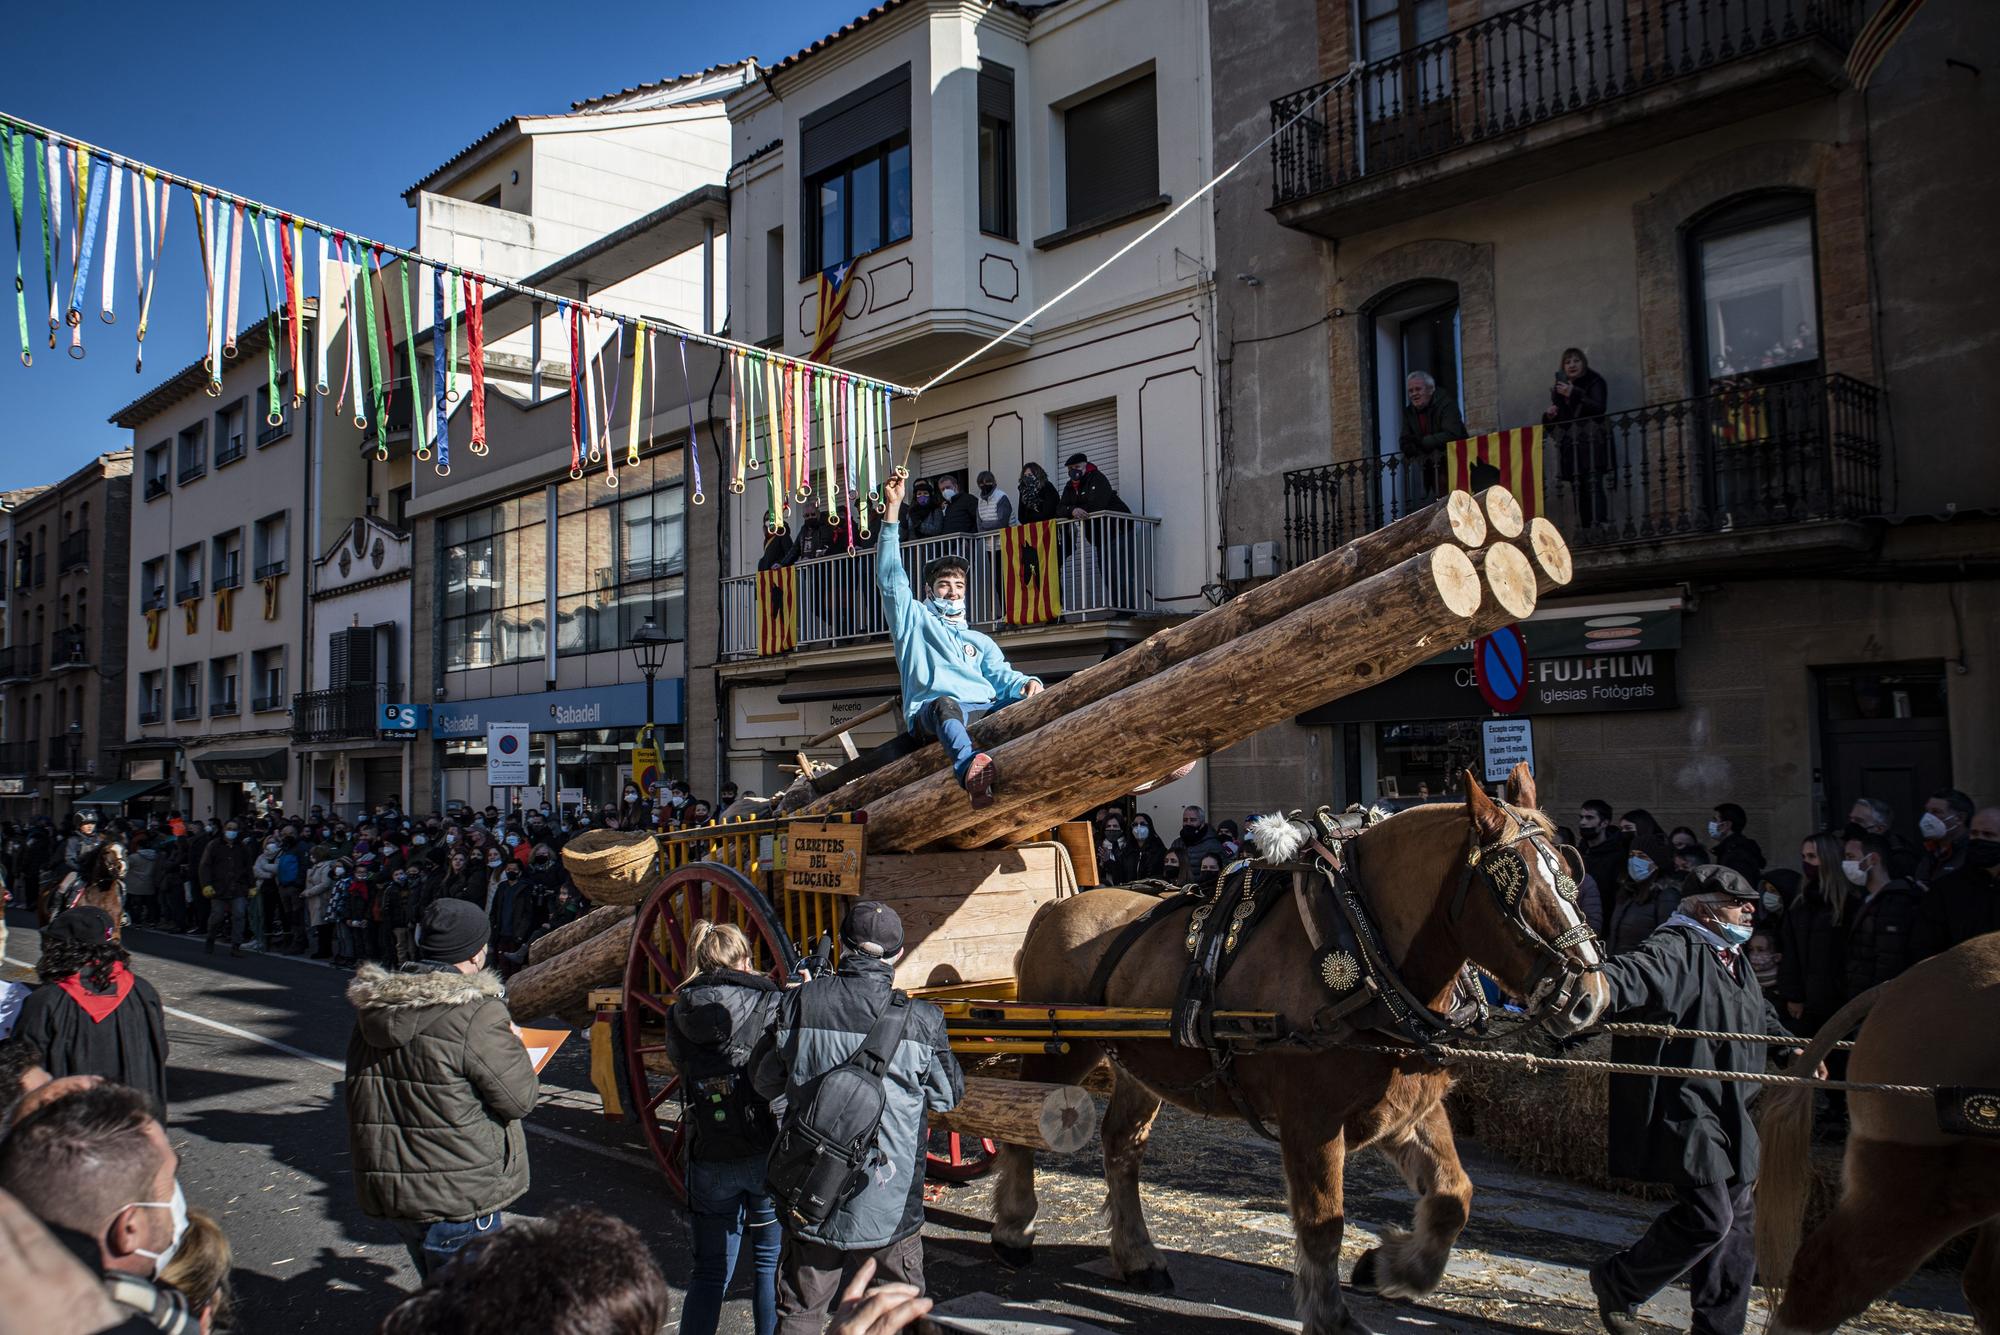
[1085,805,1603,1141]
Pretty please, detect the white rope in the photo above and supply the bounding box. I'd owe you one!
[912,63,1363,398]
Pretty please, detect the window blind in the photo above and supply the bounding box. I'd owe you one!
[1063,75,1158,228]
[1053,400,1119,492]
[800,66,912,178]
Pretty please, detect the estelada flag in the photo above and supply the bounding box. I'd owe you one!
[1002,520,1063,626]
[1447,426,1544,520]
[756,567,798,655]
[1846,0,1928,90]
[811,263,858,362]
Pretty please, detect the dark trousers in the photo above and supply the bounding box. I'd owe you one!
[775,1233,925,1335]
[1595,1178,1755,1335]
[205,895,247,947]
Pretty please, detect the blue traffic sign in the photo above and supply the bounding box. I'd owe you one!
[1474,627,1528,714]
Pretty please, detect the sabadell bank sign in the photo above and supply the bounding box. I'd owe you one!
[431,681,684,740]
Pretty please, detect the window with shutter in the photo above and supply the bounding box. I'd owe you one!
[978,62,1016,239]
[801,67,915,275]
[914,435,970,485]
[340,627,376,687]
[1053,401,1119,493]
[1063,75,1158,229]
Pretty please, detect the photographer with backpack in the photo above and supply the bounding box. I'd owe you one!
[753,901,962,1335]
[665,921,783,1335]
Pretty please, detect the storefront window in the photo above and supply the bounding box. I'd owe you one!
[1374,720,1480,799]
[556,726,686,807]
[441,495,549,671]
[556,449,686,656]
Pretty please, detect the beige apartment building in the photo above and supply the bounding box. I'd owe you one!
[0,455,133,820]
[1207,0,2000,846]
[115,315,318,820]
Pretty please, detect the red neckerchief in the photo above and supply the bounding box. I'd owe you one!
[57,962,134,1024]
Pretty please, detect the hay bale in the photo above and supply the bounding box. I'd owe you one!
[1444,1036,1667,1200]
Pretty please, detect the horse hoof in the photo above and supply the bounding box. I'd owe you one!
[1349,1248,1380,1294]
[991,1241,1035,1270]
[1122,1266,1174,1293]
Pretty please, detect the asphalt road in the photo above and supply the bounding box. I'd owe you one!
[1,910,1975,1335]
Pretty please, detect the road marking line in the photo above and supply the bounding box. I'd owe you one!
[6,953,659,1175]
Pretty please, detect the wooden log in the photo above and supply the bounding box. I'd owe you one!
[964,547,1528,851]
[855,546,1486,853]
[528,903,635,967]
[1479,485,1525,539]
[791,491,1487,819]
[865,844,1078,990]
[931,1077,1099,1154]
[1525,516,1573,593]
[1469,542,1538,622]
[507,917,635,1023]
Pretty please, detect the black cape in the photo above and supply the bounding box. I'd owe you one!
[13,973,170,1114]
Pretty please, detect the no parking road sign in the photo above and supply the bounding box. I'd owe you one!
[486,722,532,786]
[1473,627,1528,715]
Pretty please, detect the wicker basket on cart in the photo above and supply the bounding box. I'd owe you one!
[560,830,659,906]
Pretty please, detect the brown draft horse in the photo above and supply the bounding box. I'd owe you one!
[39,843,126,940]
[992,765,1609,1335]
[1756,931,2000,1333]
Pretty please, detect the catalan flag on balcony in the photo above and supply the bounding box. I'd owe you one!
[1447,426,1545,520]
[811,263,858,362]
[262,574,282,621]
[144,608,160,651]
[181,597,200,636]
[757,567,798,655]
[215,586,234,633]
[1846,0,1928,90]
[1002,520,1063,626]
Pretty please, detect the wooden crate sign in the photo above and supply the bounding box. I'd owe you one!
[787,823,866,896]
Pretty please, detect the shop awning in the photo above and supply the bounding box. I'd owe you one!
[192,747,290,783]
[73,779,168,807]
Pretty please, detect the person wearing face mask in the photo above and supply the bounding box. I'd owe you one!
[972,471,1012,532]
[251,836,283,954]
[1096,812,1138,884]
[1605,832,1681,958]
[1914,805,2000,961]
[1706,803,1764,885]
[1057,453,1129,521]
[0,1081,202,1333]
[1127,813,1168,880]
[1915,787,1975,885]
[908,478,946,537]
[1575,800,1629,899]
[197,823,256,958]
[1836,832,1922,1005]
[1015,461,1061,526]
[345,898,539,1280]
[1774,831,1849,1034]
[1170,806,1226,868]
[1843,795,1920,880]
[933,475,978,535]
[875,471,1044,809]
[13,908,169,1114]
[1587,865,1807,1335]
[304,846,342,960]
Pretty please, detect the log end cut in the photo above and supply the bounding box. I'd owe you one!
[1478,486,1526,540]
[1527,516,1573,590]
[1432,545,1484,620]
[1476,542,1538,622]
[932,1077,1101,1154]
[1445,490,1489,548]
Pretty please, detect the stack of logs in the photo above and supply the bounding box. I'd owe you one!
[507,488,1571,1033]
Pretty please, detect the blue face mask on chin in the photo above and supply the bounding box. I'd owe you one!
[1715,921,1753,947]
[928,597,966,622]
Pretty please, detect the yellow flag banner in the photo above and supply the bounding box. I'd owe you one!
[261,574,282,621]
[181,598,200,636]
[757,567,798,656]
[1002,520,1063,626]
[1447,426,1545,521]
[215,586,234,633]
[144,608,160,651]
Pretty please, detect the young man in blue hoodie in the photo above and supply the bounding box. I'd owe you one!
[877,470,1042,808]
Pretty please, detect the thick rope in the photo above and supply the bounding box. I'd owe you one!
[1332,1039,1932,1099]
[1596,1022,1856,1051]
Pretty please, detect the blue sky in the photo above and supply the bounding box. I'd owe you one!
[0,0,864,492]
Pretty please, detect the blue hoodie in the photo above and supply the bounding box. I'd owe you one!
[877,520,1036,727]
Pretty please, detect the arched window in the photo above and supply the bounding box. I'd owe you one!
[1686,193,1821,392]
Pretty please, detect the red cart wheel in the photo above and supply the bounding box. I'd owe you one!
[622,861,797,1203]
[925,1125,1000,1182]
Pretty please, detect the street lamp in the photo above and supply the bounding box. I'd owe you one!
[66,720,82,815]
[629,616,670,799]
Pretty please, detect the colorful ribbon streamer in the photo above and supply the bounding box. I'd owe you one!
[626,318,646,467]
[99,161,120,324]
[432,264,450,474]
[134,171,167,371]
[3,127,28,365]
[463,274,486,452]
[396,258,426,458]
[222,202,244,358]
[679,336,703,505]
[247,209,282,428]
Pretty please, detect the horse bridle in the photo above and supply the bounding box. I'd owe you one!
[1448,808,1603,1020]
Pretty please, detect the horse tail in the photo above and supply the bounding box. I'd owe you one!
[1753,984,1884,1293]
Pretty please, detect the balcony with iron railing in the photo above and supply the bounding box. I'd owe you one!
[138,699,164,726]
[290,681,403,744]
[173,696,201,721]
[49,626,89,672]
[1270,0,1862,236]
[255,558,289,581]
[1284,372,1881,572]
[0,741,37,776]
[58,527,90,572]
[175,578,203,604]
[14,553,47,590]
[144,474,170,501]
[720,512,1164,661]
[214,434,248,468]
[209,691,240,718]
[0,643,40,683]
[213,559,243,592]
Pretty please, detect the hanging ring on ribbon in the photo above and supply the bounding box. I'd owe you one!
[569,464,584,481]
[204,377,222,397]
[266,409,284,428]
[66,309,80,329]
[603,469,618,489]
[354,413,368,430]
[436,462,450,477]
[729,479,746,494]
[66,338,84,361]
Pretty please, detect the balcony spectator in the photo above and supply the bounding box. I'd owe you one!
[907,478,944,536]
[1913,806,2000,961]
[1542,348,1611,528]
[1916,787,1975,884]
[1059,454,1128,519]
[1777,832,1849,1033]
[1398,371,1469,505]
[1707,803,1763,884]
[758,522,798,572]
[934,476,978,535]
[1016,463,1061,526]
[1837,833,1922,1003]
[796,502,853,562]
[974,471,1012,531]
